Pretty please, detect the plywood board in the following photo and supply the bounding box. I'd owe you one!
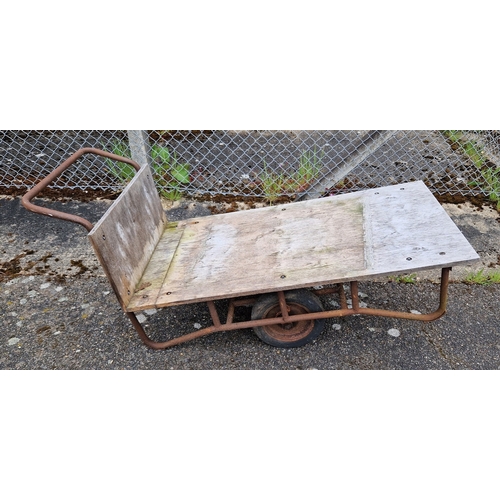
[126,222,184,311]
[88,165,166,309]
[126,181,480,311]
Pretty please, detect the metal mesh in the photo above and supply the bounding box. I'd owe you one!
[1,130,499,203]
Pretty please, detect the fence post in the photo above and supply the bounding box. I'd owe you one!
[127,130,151,169]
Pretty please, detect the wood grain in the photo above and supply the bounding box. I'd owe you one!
[118,180,480,311]
[88,165,166,309]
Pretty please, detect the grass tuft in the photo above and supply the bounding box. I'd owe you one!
[388,273,417,284]
[260,148,324,203]
[464,268,500,285]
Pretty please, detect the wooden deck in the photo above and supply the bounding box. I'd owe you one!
[126,181,480,311]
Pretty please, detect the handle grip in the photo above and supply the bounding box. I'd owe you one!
[21,147,141,232]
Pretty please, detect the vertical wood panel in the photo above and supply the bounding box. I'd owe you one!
[88,165,165,309]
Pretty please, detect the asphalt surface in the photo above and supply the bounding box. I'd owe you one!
[1,194,500,370]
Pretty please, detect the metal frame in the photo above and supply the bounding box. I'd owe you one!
[126,270,450,349]
[21,148,452,350]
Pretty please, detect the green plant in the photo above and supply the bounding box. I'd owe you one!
[464,268,500,285]
[104,141,190,200]
[151,145,190,200]
[442,130,487,169]
[295,148,323,188]
[388,273,417,284]
[104,140,136,183]
[260,165,286,204]
[443,131,500,210]
[260,148,324,203]
[470,166,500,210]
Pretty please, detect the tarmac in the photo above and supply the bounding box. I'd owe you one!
[1,193,500,370]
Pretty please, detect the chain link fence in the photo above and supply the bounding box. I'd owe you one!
[1,130,499,206]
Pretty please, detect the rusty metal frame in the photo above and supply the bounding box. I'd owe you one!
[21,147,141,232]
[126,268,451,350]
[21,148,452,351]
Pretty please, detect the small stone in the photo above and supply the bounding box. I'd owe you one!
[8,337,20,346]
[19,298,27,305]
[27,290,38,297]
[136,313,147,324]
[331,324,341,331]
[388,328,401,337]
[358,292,368,299]
[193,323,202,330]
[144,309,157,316]
[58,297,68,302]
[103,291,110,296]
[108,360,113,364]
[53,331,61,336]
[16,321,23,327]
[40,283,51,289]
[410,310,422,315]
[55,286,64,292]
[81,303,90,309]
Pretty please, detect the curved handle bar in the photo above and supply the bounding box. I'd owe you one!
[21,147,141,232]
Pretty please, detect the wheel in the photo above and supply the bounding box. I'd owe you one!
[251,289,325,348]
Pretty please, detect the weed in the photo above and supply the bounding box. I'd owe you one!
[151,145,190,200]
[464,268,500,285]
[260,148,324,203]
[260,162,287,204]
[443,130,500,210]
[104,140,136,183]
[388,273,417,284]
[470,165,500,210]
[104,141,190,200]
[442,130,486,169]
[296,148,323,188]
[443,130,462,143]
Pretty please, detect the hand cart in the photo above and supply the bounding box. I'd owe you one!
[22,148,480,349]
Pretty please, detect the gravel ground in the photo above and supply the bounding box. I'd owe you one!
[1,194,499,370]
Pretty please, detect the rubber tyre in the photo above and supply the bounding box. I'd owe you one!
[251,289,325,348]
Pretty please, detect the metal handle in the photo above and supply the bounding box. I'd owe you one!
[21,147,141,232]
